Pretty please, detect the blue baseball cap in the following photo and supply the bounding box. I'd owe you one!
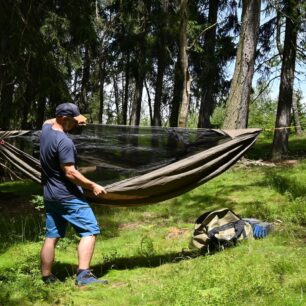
[55,103,87,125]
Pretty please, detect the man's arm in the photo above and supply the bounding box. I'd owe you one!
[61,163,107,196]
[78,166,97,175]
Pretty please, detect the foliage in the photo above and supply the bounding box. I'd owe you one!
[210,105,226,128]
[248,84,278,130]
[30,195,44,212]
[4,1,303,130]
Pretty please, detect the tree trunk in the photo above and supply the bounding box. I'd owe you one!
[169,61,182,127]
[122,53,130,125]
[170,0,189,127]
[153,3,169,127]
[178,71,191,128]
[129,68,144,126]
[272,0,299,160]
[0,79,14,130]
[153,53,166,126]
[35,96,46,128]
[177,0,189,128]
[292,92,302,135]
[113,75,120,124]
[222,0,261,129]
[145,81,153,124]
[79,46,90,113]
[198,0,219,128]
[98,58,106,124]
[22,80,35,129]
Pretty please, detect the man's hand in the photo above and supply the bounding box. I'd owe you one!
[92,183,107,196]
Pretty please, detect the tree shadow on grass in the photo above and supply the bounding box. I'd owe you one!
[53,249,202,280]
[245,133,306,160]
[264,170,306,199]
[169,180,270,222]
[245,141,272,160]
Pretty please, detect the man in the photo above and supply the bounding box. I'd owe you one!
[39,102,107,286]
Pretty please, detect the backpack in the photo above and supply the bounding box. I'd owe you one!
[191,208,253,252]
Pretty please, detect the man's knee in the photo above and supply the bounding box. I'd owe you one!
[44,237,60,247]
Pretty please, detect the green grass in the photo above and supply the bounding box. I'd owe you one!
[0,134,306,305]
[247,130,306,160]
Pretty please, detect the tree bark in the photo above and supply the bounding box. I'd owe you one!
[145,81,153,124]
[113,75,120,124]
[21,88,31,129]
[153,52,166,126]
[129,66,144,126]
[152,3,169,127]
[222,0,261,129]
[0,78,14,130]
[122,53,130,125]
[198,0,219,128]
[79,46,90,113]
[169,61,182,127]
[272,0,299,160]
[35,96,46,129]
[170,0,189,127]
[177,0,189,128]
[292,93,302,136]
[98,58,106,124]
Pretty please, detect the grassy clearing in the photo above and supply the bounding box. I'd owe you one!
[0,134,306,305]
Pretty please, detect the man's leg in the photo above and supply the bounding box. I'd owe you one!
[77,235,96,269]
[42,199,66,279]
[63,198,107,285]
[41,237,59,277]
[76,235,108,285]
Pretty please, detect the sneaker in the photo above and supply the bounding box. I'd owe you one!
[75,269,108,286]
[42,274,59,284]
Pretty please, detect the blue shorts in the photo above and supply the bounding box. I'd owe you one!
[45,198,100,238]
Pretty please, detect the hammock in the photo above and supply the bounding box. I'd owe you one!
[0,127,261,206]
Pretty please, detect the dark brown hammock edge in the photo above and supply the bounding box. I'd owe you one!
[0,128,261,206]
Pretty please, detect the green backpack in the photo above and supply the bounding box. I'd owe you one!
[191,208,253,252]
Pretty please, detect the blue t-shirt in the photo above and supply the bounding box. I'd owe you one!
[40,123,84,201]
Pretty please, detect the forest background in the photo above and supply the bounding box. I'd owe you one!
[1,0,306,160]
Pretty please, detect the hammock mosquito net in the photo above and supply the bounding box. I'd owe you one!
[0,125,261,206]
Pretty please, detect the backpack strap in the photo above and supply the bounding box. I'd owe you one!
[234,219,247,239]
[207,219,246,241]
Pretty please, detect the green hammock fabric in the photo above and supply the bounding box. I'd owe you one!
[0,128,260,206]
